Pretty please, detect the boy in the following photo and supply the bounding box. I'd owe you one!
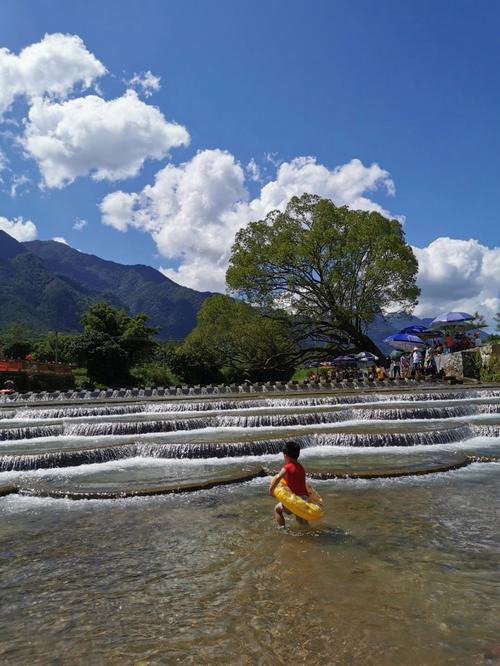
[269,441,309,527]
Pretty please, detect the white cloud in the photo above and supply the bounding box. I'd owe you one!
[0,33,106,117]
[0,215,37,241]
[22,90,190,187]
[10,174,30,197]
[101,150,396,292]
[73,218,88,231]
[0,149,8,172]
[246,158,261,182]
[127,70,161,97]
[52,236,69,245]
[413,237,500,325]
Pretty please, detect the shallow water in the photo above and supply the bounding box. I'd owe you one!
[1,386,499,664]
[0,465,499,665]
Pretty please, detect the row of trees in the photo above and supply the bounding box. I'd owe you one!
[0,299,299,387]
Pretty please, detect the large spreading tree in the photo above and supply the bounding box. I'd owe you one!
[226,193,420,356]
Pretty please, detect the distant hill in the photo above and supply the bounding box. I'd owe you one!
[0,231,213,339]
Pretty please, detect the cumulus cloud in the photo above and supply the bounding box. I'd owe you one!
[413,237,500,325]
[52,236,69,245]
[22,90,190,187]
[127,70,161,97]
[101,150,396,291]
[0,215,37,241]
[0,33,106,117]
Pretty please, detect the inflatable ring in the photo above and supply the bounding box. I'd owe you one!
[272,477,325,521]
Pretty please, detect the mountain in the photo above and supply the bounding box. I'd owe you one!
[0,230,436,347]
[0,231,213,339]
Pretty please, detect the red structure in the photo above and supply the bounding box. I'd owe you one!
[0,359,72,375]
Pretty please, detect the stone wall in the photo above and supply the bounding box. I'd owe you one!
[434,344,500,380]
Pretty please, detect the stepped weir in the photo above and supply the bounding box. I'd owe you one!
[0,384,499,498]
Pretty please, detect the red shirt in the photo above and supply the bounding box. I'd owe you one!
[283,461,308,497]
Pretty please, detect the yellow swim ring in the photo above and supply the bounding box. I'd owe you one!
[272,477,325,521]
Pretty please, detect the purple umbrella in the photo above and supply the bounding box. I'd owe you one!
[333,354,357,364]
[384,333,426,352]
[356,351,378,363]
[430,312,474,327]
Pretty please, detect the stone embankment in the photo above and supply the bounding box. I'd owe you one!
[436,343,499,380]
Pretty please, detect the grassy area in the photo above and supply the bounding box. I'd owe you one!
[291,367,320,382]
[72,367,89,389]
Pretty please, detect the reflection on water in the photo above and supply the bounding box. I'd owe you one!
[0,466,499,665]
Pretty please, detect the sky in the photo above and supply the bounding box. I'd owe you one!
[0,0,499,324]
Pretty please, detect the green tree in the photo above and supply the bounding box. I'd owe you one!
[166,343,222,385]
[0,324,32,359]
[71,303,158,386]
[182,295,298,382]
[226,193,420,355]
[32,332,76,364]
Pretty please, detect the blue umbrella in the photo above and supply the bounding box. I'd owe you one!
[384,333,425,352]
[399,325,442,338]
[430,312,474,327]
[399,325,428,335]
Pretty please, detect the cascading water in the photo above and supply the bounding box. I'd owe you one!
[0,385,499,483]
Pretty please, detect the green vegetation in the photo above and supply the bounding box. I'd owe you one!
[175,295,298,383]
[226,193,419,356]
[481,355,500,383]
[0,230,210,339]
[130,362,179,388]
[70,303,158,386]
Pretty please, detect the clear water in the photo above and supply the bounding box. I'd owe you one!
[0,387,499,665]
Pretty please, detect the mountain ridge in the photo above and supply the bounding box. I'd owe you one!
[0,231,213,339]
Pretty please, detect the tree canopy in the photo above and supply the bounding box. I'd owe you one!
[71,302,158,386]
[178,295,298,382]
[226,193,420,355]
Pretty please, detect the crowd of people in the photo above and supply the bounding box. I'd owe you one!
[306,330,483,383]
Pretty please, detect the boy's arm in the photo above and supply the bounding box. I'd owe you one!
[269,467,286,496]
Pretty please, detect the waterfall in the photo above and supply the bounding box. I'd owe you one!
[0,425,63,440]
[0,444,137,471]
[357,406,479,420]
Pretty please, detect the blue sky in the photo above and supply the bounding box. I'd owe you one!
[0,0,499,322]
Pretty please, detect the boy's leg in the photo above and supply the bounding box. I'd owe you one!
[274,503,285,527]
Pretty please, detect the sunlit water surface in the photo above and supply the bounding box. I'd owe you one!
[1,465,499,665]
[1,388,500,665]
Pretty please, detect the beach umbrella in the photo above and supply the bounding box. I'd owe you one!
[356,352,378,364]
[399,325,442,338]
[389,349,404,360]
[430,312,474,327]
[383,333,426,352]
[399,325,427,335]
[333,354,357,364]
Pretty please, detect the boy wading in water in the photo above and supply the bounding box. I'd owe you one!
[269,441,309,527]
